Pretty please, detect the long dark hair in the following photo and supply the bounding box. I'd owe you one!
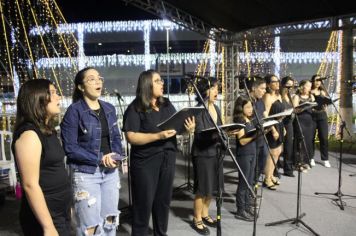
[72,67,95,103]
[265,74,280,94]
[14,79,56,135]
[195,76,218,105]
[297,79,311,95]
[233,96,251,123]
[311,74,327,93]
[280,76,294,102]
[134,69,165,112]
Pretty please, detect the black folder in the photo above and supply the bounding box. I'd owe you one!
[263,108,293,121]
[157,107,205,134]
[295,101,318,112]
[201,123,246,134]
[243,120,279,137]
[314,96,339,106]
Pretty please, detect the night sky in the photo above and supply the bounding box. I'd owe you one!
[55,0,158,23]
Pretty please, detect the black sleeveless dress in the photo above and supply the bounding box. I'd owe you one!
[266,99,285,148]
[294,96,314,165]
[12,123,71,236]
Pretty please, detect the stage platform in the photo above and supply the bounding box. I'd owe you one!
[1,149,356,236]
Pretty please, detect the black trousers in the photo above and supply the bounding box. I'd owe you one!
[256,143,267,178]
[130,150,176,236]
[236,154,256,212]
[313,111,329,161]
[20,188,71,236]
[283,121,294,173]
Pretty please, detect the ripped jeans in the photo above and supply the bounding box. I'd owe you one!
[72,167,120,236]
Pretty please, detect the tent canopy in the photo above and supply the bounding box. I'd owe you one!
[57,0,356,33]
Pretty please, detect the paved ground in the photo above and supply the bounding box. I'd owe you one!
[1,148,356,236]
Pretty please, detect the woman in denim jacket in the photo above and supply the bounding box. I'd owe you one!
[61,67,123,236]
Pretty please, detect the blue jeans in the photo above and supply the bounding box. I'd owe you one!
[72,167,120,236]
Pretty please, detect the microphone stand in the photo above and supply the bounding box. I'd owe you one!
[174,85,194,193]
[186,76,255,236]
[242,78,280,236]
[314,81,356,210]
[265,88,319,236]
[115,94,132,215]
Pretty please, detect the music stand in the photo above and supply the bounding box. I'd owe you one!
[174,90,195,193]
[314,80,356,210]
[115,93,132,215]
[265,87,319,236]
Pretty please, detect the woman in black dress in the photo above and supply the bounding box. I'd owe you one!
[12,79,71,236]
[280,76,296,176]
[311,74,331,168]
[191,77,223,235]
[123,70,195,236]
[293,80,315,170]
[263,75,285,190]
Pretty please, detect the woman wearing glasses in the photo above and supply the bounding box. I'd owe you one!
[123,70,195,236]
[61,67,123,236]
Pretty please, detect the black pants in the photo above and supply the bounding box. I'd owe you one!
[283,121,294,173]
[20,189,71,236]
[130,150,176,236]
[236,154,256,212]
[256,143,267,178]
[313,111,329,161]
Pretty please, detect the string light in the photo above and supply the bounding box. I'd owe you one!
[29,19,185,36]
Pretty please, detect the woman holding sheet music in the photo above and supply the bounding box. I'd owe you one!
[310,75,331,168]
[262,75,285,190]
[233,96,256,222]
[123,69,195,236]
[292,80,315,171]
[280,76,296,177]
[191,76,223,235]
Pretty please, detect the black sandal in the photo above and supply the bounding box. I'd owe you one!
[192,219,210,235]
[202,216,217,227]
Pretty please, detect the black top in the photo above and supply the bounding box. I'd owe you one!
[282,100,294,126]
[313,94,327,111]
[299,95,314,115]
[123,98,177,158]
[12,123,70,195]
[236,120,256,156]
[192,104,223,157]
[96,106,111,155]
[254,99,266,147]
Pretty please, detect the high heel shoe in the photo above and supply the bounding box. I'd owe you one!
[192,219,210,235]
[202,216,217,227]
[271,177,281,185]
[263,179,277,190]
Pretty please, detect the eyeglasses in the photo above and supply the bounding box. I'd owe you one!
[85,76,104,85]
[153,78,164,84]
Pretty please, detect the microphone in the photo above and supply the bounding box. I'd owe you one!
[112,89,124,101]
[315,76,332,81]
[183,73,207,83]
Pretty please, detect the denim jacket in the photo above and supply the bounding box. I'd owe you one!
[60,99,122,174]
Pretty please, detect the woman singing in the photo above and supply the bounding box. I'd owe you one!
[123,69,195,236]
[310,75,331,168]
